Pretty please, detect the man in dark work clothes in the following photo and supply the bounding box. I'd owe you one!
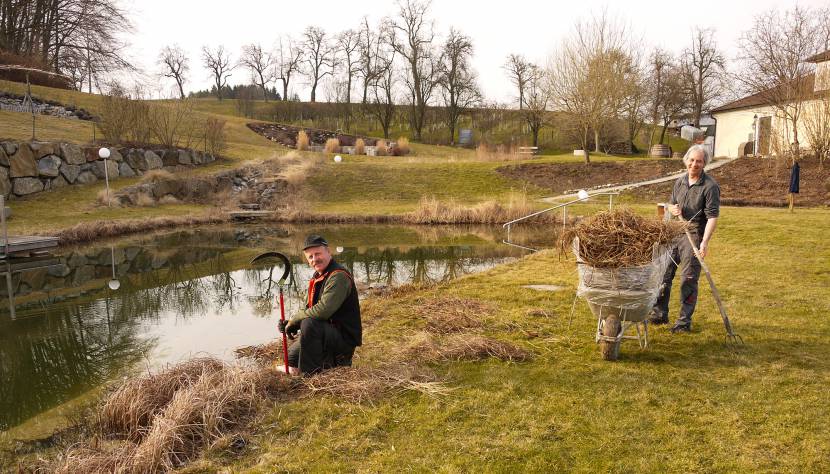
[278,235,362,375]
[650,144,721,333]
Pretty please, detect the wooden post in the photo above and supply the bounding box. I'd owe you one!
[0,195,8,258]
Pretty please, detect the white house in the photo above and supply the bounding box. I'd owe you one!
[711,50,830,158]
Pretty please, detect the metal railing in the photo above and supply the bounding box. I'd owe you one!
[503,191,620,243]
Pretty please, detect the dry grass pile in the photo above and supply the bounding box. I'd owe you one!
[375,139,388,156]
[301,365,447,403]
[53,214,229,244]
[475,143,521,161]
[561,208,687,268]
[234,340,283,365]
[404,332,532,363]
[405,195,546,225]
[296,130,309,151]
[100,358,225,440]
[56,359,293,474]
[354,138,365,155]
[414,296,491,333]
[392,136,410,156]
[324,137,341,153]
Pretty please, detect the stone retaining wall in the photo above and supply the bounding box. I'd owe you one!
[0,140,217,199]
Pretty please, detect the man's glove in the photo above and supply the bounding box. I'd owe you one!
[277,319,289,334]
[285,319,301,338]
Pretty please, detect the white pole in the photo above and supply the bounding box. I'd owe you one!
[104,158,110,207]
[754,116,760,156]
[0,195,8,258]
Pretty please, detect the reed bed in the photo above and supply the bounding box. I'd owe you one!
[52,214,230,244]
[561,208,687,268]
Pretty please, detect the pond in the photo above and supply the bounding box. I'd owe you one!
[0,223,553,438]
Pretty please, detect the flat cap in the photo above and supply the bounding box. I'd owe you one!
[302,234,329,250]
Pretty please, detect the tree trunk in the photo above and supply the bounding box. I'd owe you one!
[582,127,591,164]
[659,124,668,144]
[532,127,539,147]
[177,81,185,100]
[282,79,289,101]
[594,129,600,153]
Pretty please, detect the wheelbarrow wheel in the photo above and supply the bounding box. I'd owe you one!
[600,316,622,361]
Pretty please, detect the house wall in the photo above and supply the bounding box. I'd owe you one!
[713,103,821,158]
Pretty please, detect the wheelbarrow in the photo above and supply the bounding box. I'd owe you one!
[573,238,672,360]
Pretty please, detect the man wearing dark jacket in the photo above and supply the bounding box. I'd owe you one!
[278,235,362,375]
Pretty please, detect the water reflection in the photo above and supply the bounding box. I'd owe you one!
[0,223,553,433]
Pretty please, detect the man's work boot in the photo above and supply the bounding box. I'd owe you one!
[647,310,669,325]
[669,323,691,334]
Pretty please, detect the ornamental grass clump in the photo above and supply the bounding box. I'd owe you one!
[296,130,309,151]
[561,208,687,268]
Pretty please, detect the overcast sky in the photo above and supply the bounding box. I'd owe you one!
[123,0,826,104]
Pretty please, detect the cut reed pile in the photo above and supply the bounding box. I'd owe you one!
[403,332,532,363]
[561,208,686,268]
[415,296,491,334]
[301,365,448,404]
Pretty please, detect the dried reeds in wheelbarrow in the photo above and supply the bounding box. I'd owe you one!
[561,208,686,268]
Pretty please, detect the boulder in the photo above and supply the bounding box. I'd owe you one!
[92,160,119,180]
[118,162,137,178]
[60,143,85,165]
[84,147,100,162]
[12,177,44,195]
[0,146,8,167]
[144,150,163,170]
[38,155,62,178]
[178,149,192,165]
[75,171,97,185]
[151,178,180,199]
[9,144,37,178]
[109,148,124,162]
[47,264,72,278]
[125,149,148,170]
[51,174,69,189]
[29,142,56,159]
[60,164,82,183]
[0,167,10,197]
[161,150,179,166]
[1,141,17,156]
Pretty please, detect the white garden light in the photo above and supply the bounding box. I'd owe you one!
[99,147,112,207]
[98,147,110,159]
[577,189,590,201]
[336,246,344,253]
[334,155,342,163]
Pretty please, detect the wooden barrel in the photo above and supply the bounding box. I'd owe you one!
[649,144,671,158]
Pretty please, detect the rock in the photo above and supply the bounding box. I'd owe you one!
[19,268,48,291]
[72,265,96,286]
[75,171,97,185]
[66,252,88,267]
[178,149,192,165]
[84,147,100,162]
[42,178,51,191]
[51,174,69,188]
[37,155,62,177]
[29,142,55,159]
[0,167,10,197]
[0,146,8,167]
[60,143,85,165]
[118,162,137,178]
[160,150,177,166]
[12,177,44,195]
[60,164,82,183]
[9,144,37,178]
[125,149,148,170]
[191,151,204,165]
[92,160,119,180]
[1,142,17,156]
[144,150,163,170]
[151,178,179,199]
[48,264,72,278]
[109,148,123,162]
[203,153,215,164]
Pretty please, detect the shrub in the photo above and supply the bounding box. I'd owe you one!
[354,138,365,155]
[203,117,227,156]
[396,136,410,155]
[324,138,341,154]
[375,139,388,156]
[99,85,150,144]
[147,100,197,148]
[296,130,310,151]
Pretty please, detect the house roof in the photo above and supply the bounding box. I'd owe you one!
[710,74,821,114]
[806,50,830,63]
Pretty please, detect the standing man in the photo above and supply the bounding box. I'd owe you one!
[650,144,720,333]
[278,235,362,375]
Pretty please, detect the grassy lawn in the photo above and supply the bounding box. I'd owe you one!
[220,205,829,472]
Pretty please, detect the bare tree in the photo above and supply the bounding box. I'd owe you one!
[364,45,397,139]
[337,29,362,103]
[277,36,303,102]
[503,54,532,110]
[548,13,633,161]
[201,45,234,101]
[521,65,548,148]
[647,48,672,147]
[158,45,189,99]
[302,26,337,102]
[438,28,481,145]
[240,43,276,101]
[736,5,830,161]
[357,16,382,104]
[681,27,725,127]
[656,63,687,144]
[391,0,438,141]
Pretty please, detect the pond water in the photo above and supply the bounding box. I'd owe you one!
[0,223,553,437]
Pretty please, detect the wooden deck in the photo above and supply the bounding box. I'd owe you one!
[0,236,60,257]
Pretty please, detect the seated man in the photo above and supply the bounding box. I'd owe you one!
[278,235,362,375]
